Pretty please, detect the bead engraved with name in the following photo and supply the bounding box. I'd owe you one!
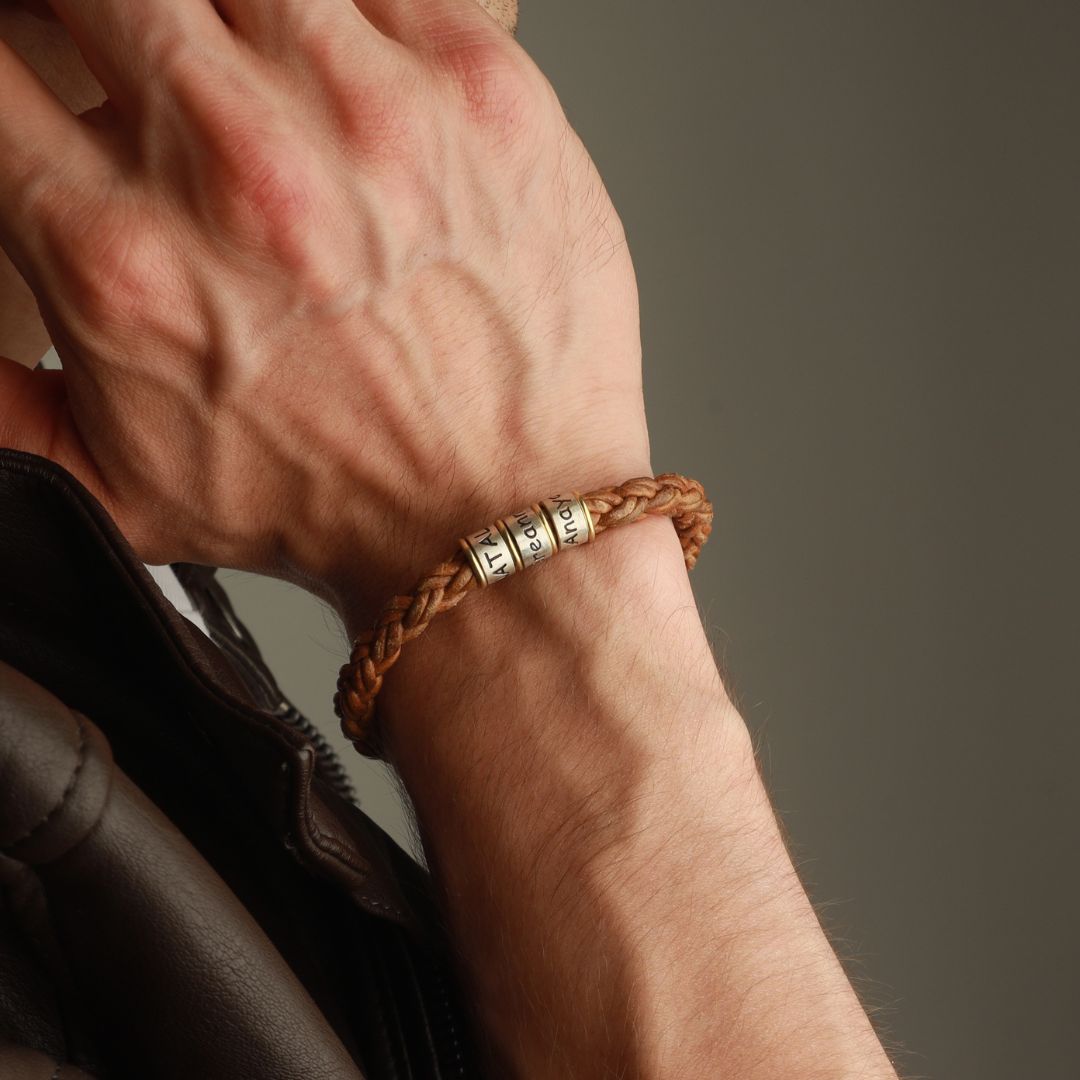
[502,506,556,568]
[541,495,593,551]
[515,512,545,560]
[556,499,580,545]
[464,524,517,585]
[477,529,510,575]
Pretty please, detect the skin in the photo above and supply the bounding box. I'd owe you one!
[0,6,105,365]
[0,0,517,364]
[0,2,899,1077]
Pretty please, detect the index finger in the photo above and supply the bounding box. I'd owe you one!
[0,39,108,246]
[43,0,233,110]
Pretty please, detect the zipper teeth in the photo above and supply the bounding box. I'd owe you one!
[198,588,474,1073]
[203,621,358,804]
[172,567,482,1070]
[277,704,356,802]
[430,959,469,1078]
[174,566,358,805]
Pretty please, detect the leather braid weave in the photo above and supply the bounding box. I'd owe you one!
[335,473,712,759]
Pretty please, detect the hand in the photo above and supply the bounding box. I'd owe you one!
[0,12,903,1076]
[0,0,649,623]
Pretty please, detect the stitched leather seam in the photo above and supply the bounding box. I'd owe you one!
[6,715,88,851]
[297,781,407,920]
[5,458,412,925]
[356,893,401,915]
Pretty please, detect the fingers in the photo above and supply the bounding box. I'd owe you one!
[0,357,113,523]
[215,0,381,51]
[0,4,106,114]
[358,0,517,49]
[0,356,89,483]
[0,247,51,367]
[43,0,234,109]
[0,355,54,458]
[201,0,515,63]
[0,39,107,243]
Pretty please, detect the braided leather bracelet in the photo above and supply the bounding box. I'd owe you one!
[335,473,713,759]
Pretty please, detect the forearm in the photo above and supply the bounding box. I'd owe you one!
[0,1,894,1068]
[368,514,896,1078]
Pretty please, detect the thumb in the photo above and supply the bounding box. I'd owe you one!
[0,354,100,492]
[0,357,168,566]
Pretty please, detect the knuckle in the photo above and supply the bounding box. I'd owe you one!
[334,72,426,169]
[209,129,345,296]
[438,37,540,133]
[237,148,312,228]
[15,169,69,237]
[140,20,203,93]
[285,7,348,56]
[10,149,108,244]
[215,128,320,240]
[62,212,170,328]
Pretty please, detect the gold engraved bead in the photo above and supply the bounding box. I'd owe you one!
[539,493,595,551]
[460,522,518,587]
[499,504,558,570]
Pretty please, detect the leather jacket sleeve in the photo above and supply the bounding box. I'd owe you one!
[0,660,364,1080]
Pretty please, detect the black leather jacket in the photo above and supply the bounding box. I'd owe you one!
[0,449,482,1079]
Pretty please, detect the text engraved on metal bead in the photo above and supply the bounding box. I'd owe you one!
[463,523,517,586]
[501,506,557,569]
[540,495,593,550]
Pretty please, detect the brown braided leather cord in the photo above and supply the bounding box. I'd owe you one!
[335,473,712,759]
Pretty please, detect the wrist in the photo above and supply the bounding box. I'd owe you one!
[374,504,741,786]
[357,513,894,1080]
[328,439,655,641]
[361,507,759,1076]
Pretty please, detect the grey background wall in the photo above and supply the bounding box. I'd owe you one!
[225,4,1080,1078]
